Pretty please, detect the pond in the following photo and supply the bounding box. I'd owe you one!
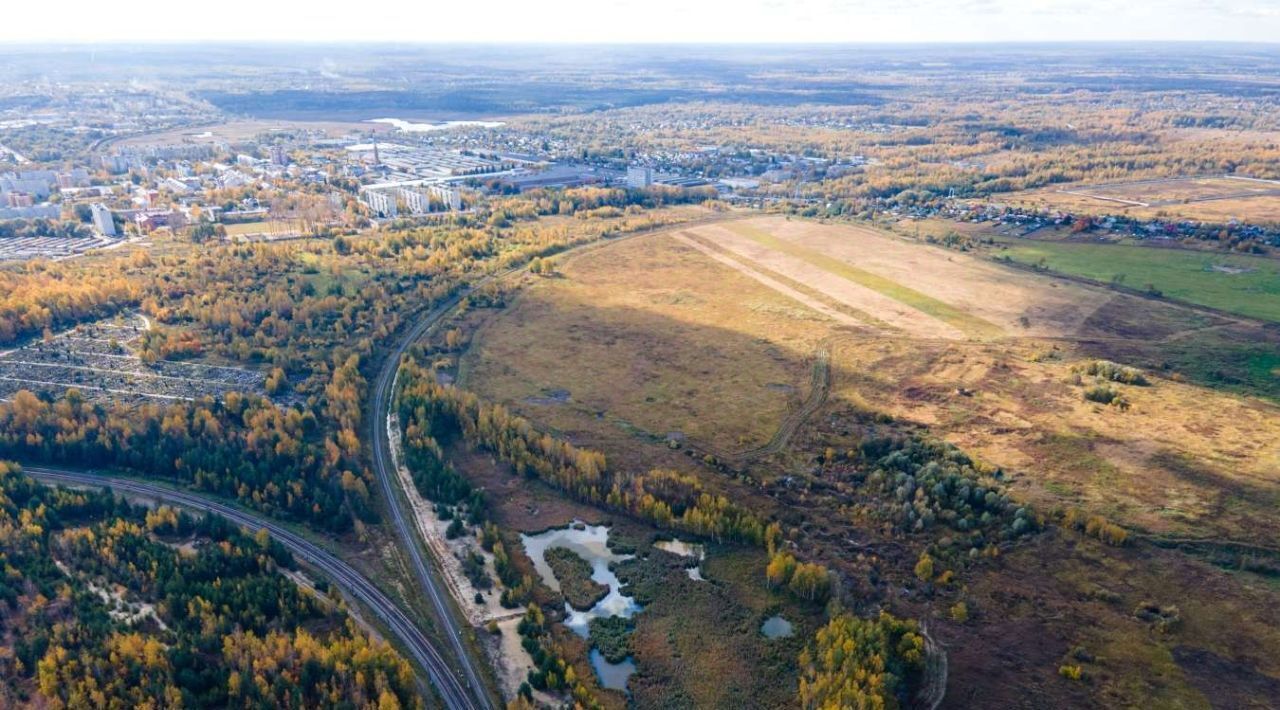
[521,522,641,637]
[521,522,642,691]
[654,537,707,582]
[761,615,795,639]
[590,649,636,691]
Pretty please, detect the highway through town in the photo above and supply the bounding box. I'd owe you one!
[22,465,480,710]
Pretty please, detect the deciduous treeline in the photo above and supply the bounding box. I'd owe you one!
[0,389,372,532]
[0,270,139,346]
[396,358,775,547]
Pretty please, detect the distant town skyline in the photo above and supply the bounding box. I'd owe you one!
[2,0,1279,44]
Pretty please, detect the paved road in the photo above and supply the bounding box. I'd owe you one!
[23,465,479,710]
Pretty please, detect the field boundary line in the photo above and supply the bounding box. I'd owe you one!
[989,255,1263,329]
[681,230,894,329]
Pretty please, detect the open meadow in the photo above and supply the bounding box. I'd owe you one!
[1008,175,1280,224]
[993,238,1280,322]
[455,214,1280,707]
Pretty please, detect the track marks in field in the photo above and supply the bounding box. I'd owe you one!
[732,339,833,463]
[723,221,1004,340]
[672,231,883,331]
[681,339,833,467]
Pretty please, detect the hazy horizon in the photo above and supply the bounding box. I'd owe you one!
[4,39,1280,48]
[3,0,1279,44]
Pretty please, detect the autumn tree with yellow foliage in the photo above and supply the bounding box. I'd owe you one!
[0,462,420,709]
[797,612,925,710]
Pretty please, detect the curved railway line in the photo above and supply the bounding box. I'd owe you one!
[364,214,742,708]
[14,214,742,710]
[23,466,480,710]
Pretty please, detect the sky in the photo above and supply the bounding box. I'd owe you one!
[2,0,1279,44]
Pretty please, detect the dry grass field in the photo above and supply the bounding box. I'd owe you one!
[1009,175,1280,223]
[457,214,1280,707]
[463,215,1280,543]
[1068,176,1280,205]
[460,228,830,458]
[834,336,1280,542]
[698,217,1106,339]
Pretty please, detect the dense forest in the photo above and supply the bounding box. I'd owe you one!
[0,267,140,346]
[0,461,420,708]
[0,389,371,532]
[797,611,925,709]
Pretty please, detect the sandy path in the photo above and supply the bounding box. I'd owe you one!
[387,405,520,627]
[387,389,532,701]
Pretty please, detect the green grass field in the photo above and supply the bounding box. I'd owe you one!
[995,241,1280,322]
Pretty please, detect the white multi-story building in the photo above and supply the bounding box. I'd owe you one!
[396,182,463,213]
[90,203,116,237]
[399,188,430,215]
[430,184,463,211]
[362,189,398,218]
[626,166,653,188]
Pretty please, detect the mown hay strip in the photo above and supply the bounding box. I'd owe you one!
[726,221,1003,339]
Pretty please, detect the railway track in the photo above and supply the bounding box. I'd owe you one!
[363,213,740,709]
[370,292,494,710]
[23,465,480,710]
